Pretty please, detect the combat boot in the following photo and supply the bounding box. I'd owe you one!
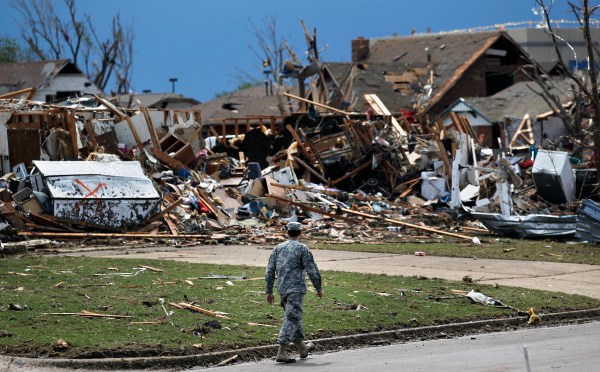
[276,344,296,363]
[294,341,314,358]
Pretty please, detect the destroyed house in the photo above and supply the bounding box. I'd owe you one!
[0,59,103,102]
[444,78,573,148]
[113,92,200,109]
[196,85,299,124]
[326,31,535,117]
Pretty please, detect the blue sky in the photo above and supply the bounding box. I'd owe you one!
[0,0,579,102]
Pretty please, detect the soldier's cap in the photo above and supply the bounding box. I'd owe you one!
[286,222,302,231]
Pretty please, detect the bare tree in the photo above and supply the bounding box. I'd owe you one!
[520,60,586,138]
[536,0,600,188]
[246,15,286,86]
[13,0,135,94]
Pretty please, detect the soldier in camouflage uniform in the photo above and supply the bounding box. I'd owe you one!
[265,221,323,363]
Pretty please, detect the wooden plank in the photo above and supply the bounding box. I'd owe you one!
[332,160,372,185]
[170,302,230,319]
[125,115,143,149]
[146,199,183,223]
[135,221,162,233]
[153,148,188,170]
[293,156,329,185]
[341,208,475,241]
[94,94,127,118]
[283,92,350,115]
[192,188,218,216]
[163,213,179,236]
[0,87,37,99]
[267,194,357,223]
[364,94,407,136]
[142,107,160,148]
[66,113,79,158]
[508,114,534,149]
[18,231,210,239]
[83,119,98,148]
[209,126,224,144]
[29,213,80,232]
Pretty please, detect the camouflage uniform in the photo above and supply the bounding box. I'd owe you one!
[265,238,322,345]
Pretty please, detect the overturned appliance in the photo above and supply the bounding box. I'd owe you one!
[31,161,161,229]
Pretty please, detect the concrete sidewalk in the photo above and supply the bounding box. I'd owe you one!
[65,244,600,299]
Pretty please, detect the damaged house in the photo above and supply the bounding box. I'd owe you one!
[439,78,574,150]
[321,31,537,143]
[0,59,103,102]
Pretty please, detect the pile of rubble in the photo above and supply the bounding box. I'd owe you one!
[1,91,597,247]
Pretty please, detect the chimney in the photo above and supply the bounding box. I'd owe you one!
[352,37,369,62]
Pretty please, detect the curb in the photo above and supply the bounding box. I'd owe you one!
[5,308,600,370]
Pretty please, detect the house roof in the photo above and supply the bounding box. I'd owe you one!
[195,84,300,123]
[327,31,534,115]
[0,59,75,94]
[113,92,200,109]
[459,78,574,122]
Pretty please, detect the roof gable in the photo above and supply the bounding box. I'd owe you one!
[0,59,74,92]
[333,31,535,114]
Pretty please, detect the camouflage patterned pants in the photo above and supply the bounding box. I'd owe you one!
[277,292,305,345]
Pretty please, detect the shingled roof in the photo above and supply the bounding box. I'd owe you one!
[327,31,535,116]
[195,84,299,123]
[0,59,73,94]
[460,78,574,123]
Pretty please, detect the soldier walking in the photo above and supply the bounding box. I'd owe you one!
[265,221,323,363]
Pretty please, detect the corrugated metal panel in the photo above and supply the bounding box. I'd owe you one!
[469,210,576,239]
[452,101,472,112]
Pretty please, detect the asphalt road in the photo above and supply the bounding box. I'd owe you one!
[190,321,600,372]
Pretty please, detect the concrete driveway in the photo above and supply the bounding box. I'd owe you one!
[64,244,600,299]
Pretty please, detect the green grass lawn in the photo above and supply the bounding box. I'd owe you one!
[1,255,599,358]
[313,236,600,265]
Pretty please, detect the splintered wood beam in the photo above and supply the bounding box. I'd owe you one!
[331,160,371,185]
[364,94,407,137]
[125,115,143,149]
[283,92,350,115]
[153,148,189,170]
[29,213,80,232]
[266,194,357,223]
[163,214,179,236]
[146,199,183,223]
[170,302,231,319]
[142,106,160,148]
[94,94,127,118]
[341,208,475,241]
[135,221,162,233]
[0,87,37,99]
[293,156,329,185]
[18,231,210,239]
[209,126,224,144]
[66,113,79,158]
[83,119,98,148]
